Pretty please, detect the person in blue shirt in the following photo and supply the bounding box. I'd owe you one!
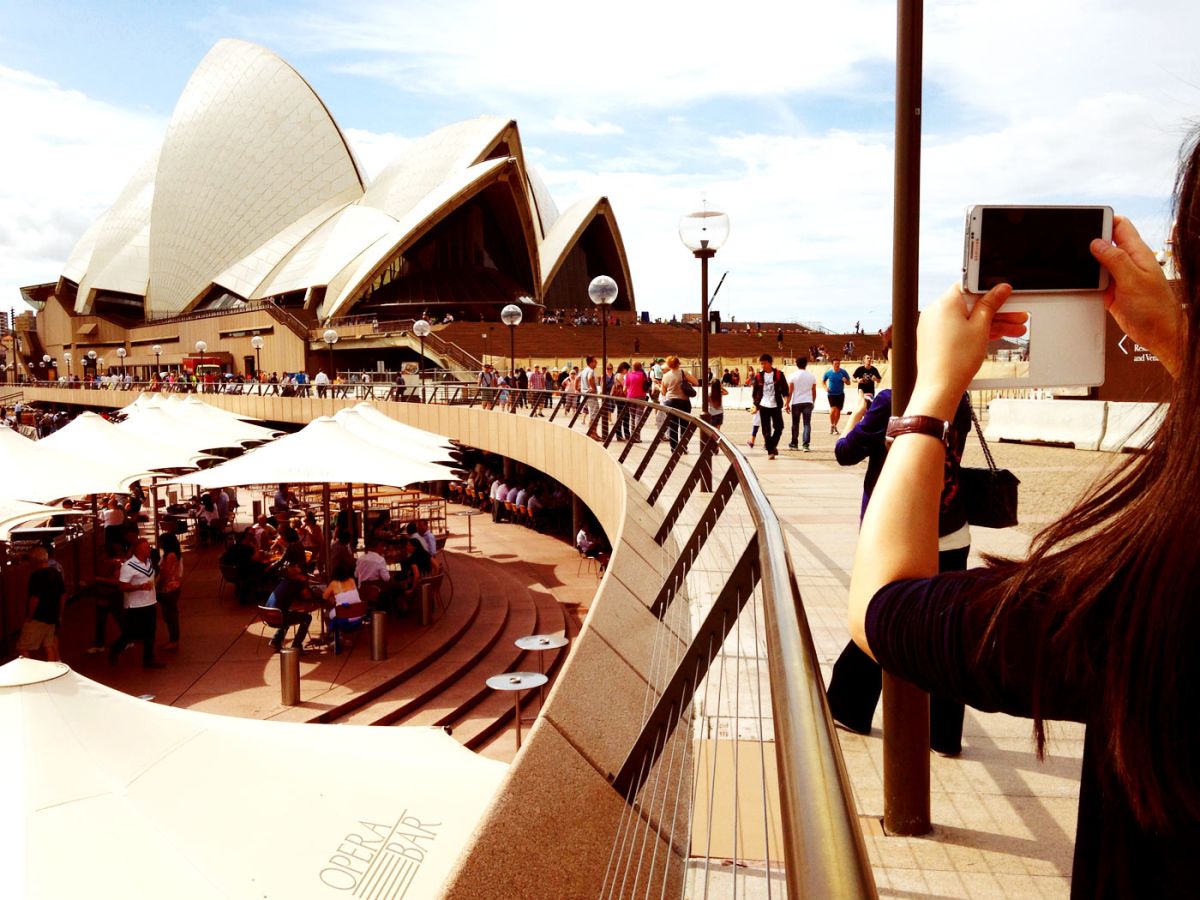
[822,359,851,434]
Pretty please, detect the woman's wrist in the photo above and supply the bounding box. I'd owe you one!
[903,385,961,422]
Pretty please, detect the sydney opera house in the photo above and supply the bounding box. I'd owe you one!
[17,39,635,379]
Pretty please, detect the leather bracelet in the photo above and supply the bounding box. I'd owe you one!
[885,415,949,447]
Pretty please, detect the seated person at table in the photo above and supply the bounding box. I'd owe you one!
[404,519,438,557]
[265,563,314,651]
[272,483,298,515]
[197,494,223,546]
[408,537,441,578]
[279,526,309,571]
[299,511,324,555]
[355,539,391,589]
[334,499,358,547]
[252,515,277,552]
[576,525,602,558]
[221,530,271,604]
[322,562,364,627]
[330,529,355,574]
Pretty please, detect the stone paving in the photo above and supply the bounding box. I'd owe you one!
[714,405,1109,899]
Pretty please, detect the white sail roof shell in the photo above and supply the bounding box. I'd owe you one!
[53,43,634,318]
[147,39,364,314]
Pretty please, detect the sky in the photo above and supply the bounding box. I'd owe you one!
[2,0,1199,330]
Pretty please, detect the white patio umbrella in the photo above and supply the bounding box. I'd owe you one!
[333,407,457,464]
[169,417,452,490]
[118,405,278,452]
[0,658,506,900]
[0,498,70,540]
[40,412,211,473]
[173,394,279,428]
[352,402,457,452]
[0,426,145,502]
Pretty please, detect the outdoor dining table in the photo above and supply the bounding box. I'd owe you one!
[485,672,548,750]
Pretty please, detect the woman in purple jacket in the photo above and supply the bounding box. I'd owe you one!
[827,329,970,754]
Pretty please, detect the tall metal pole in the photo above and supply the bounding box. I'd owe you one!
[697,248,715,491]
[420,335,426,404]
[508,325,517,413]
[883,0,931,837]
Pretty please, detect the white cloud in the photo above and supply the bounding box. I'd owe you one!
[219,0,897,113]
[545,117,624,136]
[9,0,1200,331]
[0,66,164,309]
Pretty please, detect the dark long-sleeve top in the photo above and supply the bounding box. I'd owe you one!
[867,571,1197,898]
[834,389,971,537]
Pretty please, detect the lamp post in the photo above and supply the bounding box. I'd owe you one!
[63,351,72,380]
[481,332,489,369]
[588,274,618,399]
[195,341,208,391]
[116,347,126,380]
[679,205,730,407]
[412,318,431,403]
[42,354,51,382]
[322,328,338,379]
[86,350,97,384]
[500,304,522,411]
[680,205,729,493]
[250,335,264,379]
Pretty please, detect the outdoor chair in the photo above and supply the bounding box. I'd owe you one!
[330,601,368,654]
[577,548,599,577]
[358,581,384,609]
[218,563,241,605]
[255,605,286,655]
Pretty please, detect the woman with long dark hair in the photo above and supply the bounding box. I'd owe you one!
[849,136,1198,895]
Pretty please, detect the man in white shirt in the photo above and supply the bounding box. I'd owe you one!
[787,356,818,452]
[579,357,598,418]
[414,519,438,557]
[354,540,390,586]
[490,478,508,521]
[314,369,330,398]
[110,539,164,668]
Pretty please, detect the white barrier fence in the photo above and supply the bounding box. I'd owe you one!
[985,399,1166,453]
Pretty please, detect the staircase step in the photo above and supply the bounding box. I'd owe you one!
[458,587,574,752]
[335,592,511,726]
[294,557,488,724]
[392,568,541,731]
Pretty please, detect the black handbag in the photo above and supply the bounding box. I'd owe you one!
[681,378,697,399]
[960,398,1020,528]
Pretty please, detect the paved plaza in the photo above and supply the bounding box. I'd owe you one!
[718,405,1112,898]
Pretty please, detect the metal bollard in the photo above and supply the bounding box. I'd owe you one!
[371,611,387,661]
[280,647,301,706]
[420,582,433,627]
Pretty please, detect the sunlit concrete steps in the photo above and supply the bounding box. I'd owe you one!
[437,586,572,753]
[328,585,512,727]
[269,561,487,725]
[386,570,570,753]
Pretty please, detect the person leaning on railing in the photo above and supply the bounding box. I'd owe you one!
[848,134,1200,898]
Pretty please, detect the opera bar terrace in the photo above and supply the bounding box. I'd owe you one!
[0,378,886,899]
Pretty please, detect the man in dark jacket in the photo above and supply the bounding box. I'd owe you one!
[17,547,67,661]
[750,354,790,460]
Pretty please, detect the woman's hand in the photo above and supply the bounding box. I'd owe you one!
[906,283,1023,419]
[1091,216,1185,376]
